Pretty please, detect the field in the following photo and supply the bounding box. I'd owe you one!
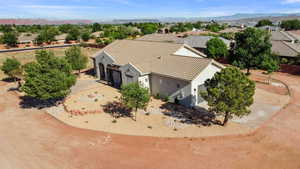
[0,47,99,79]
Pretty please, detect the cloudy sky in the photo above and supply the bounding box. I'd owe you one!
[0,0,299,20]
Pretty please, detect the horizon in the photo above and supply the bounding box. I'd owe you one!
[0,0,300,20]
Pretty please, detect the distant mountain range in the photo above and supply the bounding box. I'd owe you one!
[0,13,300,25]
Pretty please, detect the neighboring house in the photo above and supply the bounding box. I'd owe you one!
[55,34,67,43]
[18,33,38,44]
[176,36,232,53]
[92,40,224,107]
[272,40,300,58]
[258,26,282,32]
[271,31,296,43]
[91,31,103,38]
[136,33,181,42]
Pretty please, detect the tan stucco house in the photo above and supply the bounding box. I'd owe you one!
[92,40,224,107]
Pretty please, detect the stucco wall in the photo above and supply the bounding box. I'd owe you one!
[191,63,222,106]
[173,47,203,58]
[119,64,141,86]
[150,74,192,106]
[94,52,115,80]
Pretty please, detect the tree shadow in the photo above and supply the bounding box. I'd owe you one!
[82,68,95,76]
[1,77,17,83]
[19,96,63,109]
[160,103,222,126]
[103,101,132,119]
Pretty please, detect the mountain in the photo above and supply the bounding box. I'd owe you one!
[0,19,93,25]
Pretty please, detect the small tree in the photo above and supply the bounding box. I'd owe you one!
[1,58,22,86]
[2,32,18,47]
[65,46,88,75]
[21,50,76,100]
[206,37,229,59]
[81,31,91,42]
[230,28,272,75]
[256,19,273,27]
[201,67,255,126]
[120,83,150,121]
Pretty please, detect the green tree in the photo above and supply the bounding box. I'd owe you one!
[201,67,255,126]
[230,28,272,74]
[2,32,18,47]
[1,58,22,80]
[281,19,300,31]
[120,83,150,121]
[65,46,88,74]
[66,27,80,42]
[35,27,59,44]
[81,31,91,42]
[21,50,76,100]
[206,37,229,59]
[256,19,273,27]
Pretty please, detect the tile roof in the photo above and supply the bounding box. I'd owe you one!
[271,40,300,57]
[177,36,231,49]
[93,40,217,81]
[271,31,295,42]
[135,33,181,43]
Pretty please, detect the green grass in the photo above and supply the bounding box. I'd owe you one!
[0,47,99,79]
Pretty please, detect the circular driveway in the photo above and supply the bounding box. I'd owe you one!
[0,72,300,169]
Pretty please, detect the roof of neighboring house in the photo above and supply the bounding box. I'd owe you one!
[177,36,231,49]
[286,31,300,42]
[219,27,243,33]
[272,40,300,57]
[91,31,103,37]
[55,33,67,41]
[93,40,217,81]
[18,33,38,43]
[135,33,181,42]
[271,31,295,42]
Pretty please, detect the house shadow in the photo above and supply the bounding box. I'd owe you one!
[279,64,300,76]
[82,68,95,76]
[102,101,133,119]
[19,96,63,109]
[160,103,222,126]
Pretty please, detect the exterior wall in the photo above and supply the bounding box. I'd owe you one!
[191,63,222,106]
[173,47,203,58]
[119,64,141,86]
[138,75,150,89]
[94,52,115,80]
[150,74,192,107]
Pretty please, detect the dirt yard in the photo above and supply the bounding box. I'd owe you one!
[46,75,290,137]
[0,71,300,169]
[0,47,99,79]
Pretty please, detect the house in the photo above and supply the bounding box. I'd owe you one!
[55,34,67,43]
[136,33,181,43]
[258,26,282,32]
[271,31,296,43]
[176,36,232,53]
[92,40,224,107]
[272,41,300,59]
[18,33,38,44]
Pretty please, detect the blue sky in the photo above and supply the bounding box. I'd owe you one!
[0,0,300,20]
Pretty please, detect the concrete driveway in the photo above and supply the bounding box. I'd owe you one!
[0,71,300,169]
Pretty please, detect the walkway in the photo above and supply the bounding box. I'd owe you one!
[0,71,299,169]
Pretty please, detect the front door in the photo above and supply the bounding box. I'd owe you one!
[99,63,106,80]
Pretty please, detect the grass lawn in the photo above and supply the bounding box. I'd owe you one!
[0,47,99,79]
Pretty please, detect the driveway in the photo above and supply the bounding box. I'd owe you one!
[0,72,300,169]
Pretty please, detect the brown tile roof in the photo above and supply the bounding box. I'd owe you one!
[135,33,181,43]
[272,40,300,57]
[18,33,38,43]
[93,40,215,81]
[271,31,295,42]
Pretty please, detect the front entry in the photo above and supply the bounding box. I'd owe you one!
[99,63,106,80]
[107,66,122,89]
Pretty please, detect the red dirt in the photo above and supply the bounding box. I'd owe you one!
[0,71,300,169]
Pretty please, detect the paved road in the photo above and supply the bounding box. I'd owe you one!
[0,72,300,169]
